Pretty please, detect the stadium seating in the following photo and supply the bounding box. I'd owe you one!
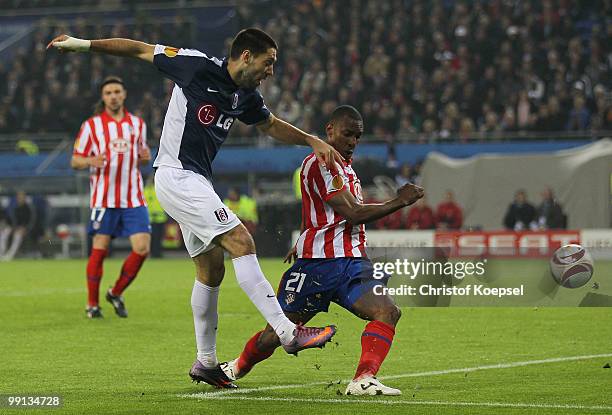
[0,0,609,146]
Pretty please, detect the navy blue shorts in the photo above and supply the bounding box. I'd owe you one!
[88,206,151,238]
[277,258,385,314]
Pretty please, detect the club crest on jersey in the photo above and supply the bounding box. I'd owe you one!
[332,174,344,190]
[110,138,131,153]
[354,181,363,202]
[164,46,179,57]
[285,292,295,304]
[214,208,229,223]
[232,93,239,109]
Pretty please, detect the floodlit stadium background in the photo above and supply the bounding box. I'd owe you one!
[0,1,611,414]
[0,0,610,258]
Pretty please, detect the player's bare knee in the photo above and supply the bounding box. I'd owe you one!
[212,260,225,280]
[384,305,401,326]
[92,235,110,250]
[207,265,225,286]
[257,325,281,350]
[222,225,256,257]
[373,304,401,326]
[390,305,402,325]
[133,245,150,256]
[193,250,225,286]
[195,263,224,286]
[235,229,256,255]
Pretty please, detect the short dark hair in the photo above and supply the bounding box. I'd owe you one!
[230,28,277,60]
[100,75,125,91]
[330,105,363,123]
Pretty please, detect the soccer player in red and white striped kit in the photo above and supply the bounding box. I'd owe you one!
[72,76,151,319]
[221,106,425,395]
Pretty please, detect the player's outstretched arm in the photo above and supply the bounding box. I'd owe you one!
[257,114,343,172]
[47,35,154,63]
[328,183,425,225]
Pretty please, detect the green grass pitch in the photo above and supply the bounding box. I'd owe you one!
[1,258,611,414]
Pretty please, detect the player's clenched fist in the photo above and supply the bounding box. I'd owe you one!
[397,183,424,206]
[88,154,107,168]
[138,147,151,162]
[46,34,91,53]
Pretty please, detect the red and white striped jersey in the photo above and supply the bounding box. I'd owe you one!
[296,153,367,258]
[73,110,148,208]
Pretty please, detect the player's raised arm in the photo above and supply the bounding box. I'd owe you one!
[47,35,154,63]
[327,183,424,225]
[257,114,344,171]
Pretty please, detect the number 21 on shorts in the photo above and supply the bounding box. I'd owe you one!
[285,272,306,293]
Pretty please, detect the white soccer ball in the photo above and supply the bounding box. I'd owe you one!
[56,224,70,239]
[550,244,594,288]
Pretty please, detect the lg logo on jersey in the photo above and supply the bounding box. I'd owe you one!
[197,103,235,130]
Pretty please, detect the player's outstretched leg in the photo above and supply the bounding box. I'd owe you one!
[217,225,336,354]
[221,327,277,381]
[222,309,315,381]
[107,233,149,318]
[345,290,402,396]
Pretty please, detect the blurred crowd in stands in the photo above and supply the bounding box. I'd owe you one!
[0,0,204,8]
[235,0,611,139]
[0,0,99,7]
[0,0,610,144]
[0,15,193,143]
[368,174,567,231]
[373,188,465,231]
[503,187,567,231]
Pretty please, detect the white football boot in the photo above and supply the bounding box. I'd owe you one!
[345,376,402,396]
[220,359,240,381]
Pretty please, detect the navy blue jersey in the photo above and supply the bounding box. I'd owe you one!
[152,44,270,181]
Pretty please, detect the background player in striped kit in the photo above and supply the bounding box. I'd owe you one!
[221,106,425,396]
[72,76,151,319]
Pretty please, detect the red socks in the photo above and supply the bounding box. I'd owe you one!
[236,330,275,376]
[354,320,396,380]
[86,248,107,307]
[235,322,395,380]
[111,251,147,296]
[87,250,146,306]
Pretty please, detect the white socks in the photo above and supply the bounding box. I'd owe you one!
[191,280,219,368]
[0,227,9,255]
[2,230,23,260]
[232,254,296,345]
[191,254,297,366]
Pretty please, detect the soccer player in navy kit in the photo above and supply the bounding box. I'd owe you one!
[48,28,340,388]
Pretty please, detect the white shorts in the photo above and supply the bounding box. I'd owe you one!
[154,166,241,257]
